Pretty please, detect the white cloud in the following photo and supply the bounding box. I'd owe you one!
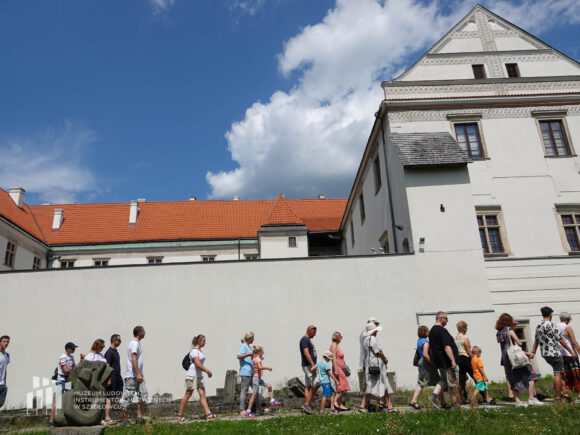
[0,121,99,204]
[207,0,580,200]
[147,0,176,17]
[229,0,267,16]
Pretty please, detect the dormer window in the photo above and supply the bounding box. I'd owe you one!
[472,64,486,79]
[506,63,520,78]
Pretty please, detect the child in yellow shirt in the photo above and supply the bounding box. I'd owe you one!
[471,346,495,405]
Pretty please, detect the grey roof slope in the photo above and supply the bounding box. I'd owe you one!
[390,132,471,167]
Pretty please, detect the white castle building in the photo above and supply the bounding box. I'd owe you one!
[0,4,579,408]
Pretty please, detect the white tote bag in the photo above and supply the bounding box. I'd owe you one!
[507,330,531,369]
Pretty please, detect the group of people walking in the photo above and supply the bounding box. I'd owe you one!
[2,305,579,426]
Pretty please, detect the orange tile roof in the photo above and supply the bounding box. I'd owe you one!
[24,197,346,246]
[0,188,46,243]
[262,195,305,227]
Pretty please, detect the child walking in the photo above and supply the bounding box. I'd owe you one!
[245,346,281,417]
[471,346,495,405]
[316,351,339,414]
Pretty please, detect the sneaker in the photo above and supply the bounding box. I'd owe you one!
[302,404,313,414]
[121,420,131,426]
[485,400,496,406]
[429,395,440,409]
[244,411,256,418]
[270,399,282,407]
[529,398,544,406]
[515,401,528,408]
[135,417,146,424]
[329,409,339,415]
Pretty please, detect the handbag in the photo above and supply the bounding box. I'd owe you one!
[413,349,421,367]
[506,329,531,369]
[342,364,351,377]
[367,337,381,375]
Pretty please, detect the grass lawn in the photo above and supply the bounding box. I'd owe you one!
[105,405,580,434]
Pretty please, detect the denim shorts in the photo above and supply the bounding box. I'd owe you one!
[251,377,267,395]
[0,385,7,407]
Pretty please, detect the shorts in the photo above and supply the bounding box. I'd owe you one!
[475,380,488,392]
[302,366,321,388]
[120,377,148,408]
[251,377,267,395]
[545,356,563,373]
[321,383,335,397]
[106,376,124,398]
[185,376,205,390]
[438,366,459,387]
[0,385,7,407]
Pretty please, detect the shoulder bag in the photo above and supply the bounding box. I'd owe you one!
[506,329,531,369]
[367,337,381,375]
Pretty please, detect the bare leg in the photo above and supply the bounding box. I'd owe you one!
[177,389,193,416]
[319,396,326,412]
[554,373,562,399]
[198,388,211,416]
[266,383,274,401]
[137,402,145,419]
[411,386,422,404]
[247,393,257,413]
[330,393,336,410]
[304,386,312,407]
[528,380,536,400]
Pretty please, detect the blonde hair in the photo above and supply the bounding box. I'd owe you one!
[472,345,482,354]
[192,335,205,346]
[456,320,468,332]
[252,346,263,357]
[241,331,254,343]
[90,339,105,352]
[332,331,342,343]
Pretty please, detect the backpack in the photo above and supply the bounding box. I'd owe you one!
[182,353,191,370]
[51,367,58,381]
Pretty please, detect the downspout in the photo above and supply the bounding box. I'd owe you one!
[377,103,398,253]
[238,239,241,260]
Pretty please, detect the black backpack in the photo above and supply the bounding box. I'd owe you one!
[182,353,191,370]
[51,367,58,380]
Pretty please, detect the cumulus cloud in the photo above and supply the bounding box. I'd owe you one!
[207,0,579,200]
[0,121,99,204]
[147,0,176,17]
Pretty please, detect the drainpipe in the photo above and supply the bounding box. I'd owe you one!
[377,103,398,253]
[238,239,241,260]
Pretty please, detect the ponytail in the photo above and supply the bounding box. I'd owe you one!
[192,334,205,347]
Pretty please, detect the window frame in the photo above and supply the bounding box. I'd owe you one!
[538,120,573,157]
[288,236,297,248]
[505,63,520,78]
[201,255,216,262]
[532,112,575,158]
[476,207,510,257]
[472,64,486,79]
[32,255,42,270]
[93,258,109,267]
[244,254,258,260]
[4,241,16,268]
[373,155,382,194]
[452,121,487,159]
[555,205,580,254]
[60,259,76,268]
[147,257,163,265]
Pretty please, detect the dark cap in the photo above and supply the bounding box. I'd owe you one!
[540,306,554,317]
[65,342,78,350]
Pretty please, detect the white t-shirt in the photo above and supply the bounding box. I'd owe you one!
[186,348,206,378]
[125,339,143,379]
[57,353,75,381]
[84,352,107,363]
[0,352,9,385]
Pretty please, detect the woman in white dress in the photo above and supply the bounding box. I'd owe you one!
[359,323,398,413]
[83,339,107,362]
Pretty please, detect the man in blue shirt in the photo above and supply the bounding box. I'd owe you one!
[299,325,320,414]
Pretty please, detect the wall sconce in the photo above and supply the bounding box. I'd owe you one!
[419,237,425,253]
[440,204,445,212]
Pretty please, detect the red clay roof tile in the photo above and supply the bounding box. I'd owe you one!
[262,194,305,227]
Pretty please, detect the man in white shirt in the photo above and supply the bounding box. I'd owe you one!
[49,342,77,425]
[0,335,10,409]
[120,326,147,425]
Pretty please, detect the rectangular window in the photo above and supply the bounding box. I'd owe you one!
[472,64,486,79]
[454,123,484,158]
[202,256,216,262]
[288,236,297,248]
[561,214,580,252]
[32,255,42,270]
[373,156,382,193]
[350,220,355,247]
[359,194,366,223]
[244,254,258,260]
[60,260,75,268]
[477,213,504,255]
[4,242,16,267]
[147,257,163,265]
[539,120,571,157]
[506,63,520,78]
[94,259,109,267]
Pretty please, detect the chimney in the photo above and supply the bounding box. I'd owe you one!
[52,209,64,230]
[189,195,197,201]
[137,198,146,203]
[318,194,326,199]
[129,200,139,224]
[233,195,240,201]
[8,187,25,208]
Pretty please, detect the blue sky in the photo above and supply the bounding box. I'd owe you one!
[1,0,579,205]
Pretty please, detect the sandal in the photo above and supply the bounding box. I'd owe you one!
[176,415,186,423]
[358,407,368,414]
[205,413,217,421]
[388,408,400,414]
[409,401,422,410]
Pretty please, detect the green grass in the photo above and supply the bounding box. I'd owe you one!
[105,405,580,434]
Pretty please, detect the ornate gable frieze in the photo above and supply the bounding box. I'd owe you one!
[421,53,560,66]
[388,104,580,123]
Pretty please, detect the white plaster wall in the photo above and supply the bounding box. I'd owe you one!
[0,253,501,409]
[438,38,483,53]
[518,60,580,77]
[494,37,537,51]
[0,223,46,271]
[259,233,308,259]
[398,64,478,81]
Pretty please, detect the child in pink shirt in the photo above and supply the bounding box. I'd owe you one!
[245,347,281,417]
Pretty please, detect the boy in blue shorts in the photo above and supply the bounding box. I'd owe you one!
[316,351,339,414]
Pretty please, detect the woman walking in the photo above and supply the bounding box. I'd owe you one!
[495,313,541,407]
[83,339,107,362]
[556,312,580,400]
[409,326,440,409]
[329,332,350,411]
[455,321,473,403]
[237,332,255,415]
[177,335,216,421]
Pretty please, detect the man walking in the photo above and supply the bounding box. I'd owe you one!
[532,306,577,401]
[49,342,78,424]
[300,325,320,414]
[103,334,123,424]
[0,335,10,409]
[120,326,147,425]
[428,311,459,409]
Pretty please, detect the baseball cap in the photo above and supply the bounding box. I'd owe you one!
[65,342,78,350]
